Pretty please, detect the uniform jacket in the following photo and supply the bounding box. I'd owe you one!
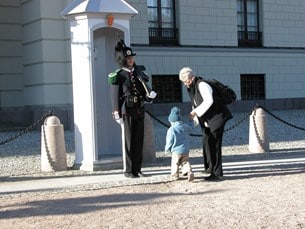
[110,66,150,118]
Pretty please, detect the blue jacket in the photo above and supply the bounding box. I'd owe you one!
[165,121,194,154]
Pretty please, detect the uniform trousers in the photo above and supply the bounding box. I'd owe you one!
[123,107,144,175]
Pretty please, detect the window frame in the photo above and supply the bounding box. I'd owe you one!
[237,0,262,47]
[147,0,178,45]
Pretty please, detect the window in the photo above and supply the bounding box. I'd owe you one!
[152,75,182,103]
[240,74,265,100]
[237,0,262,47]
[147,0,178,45]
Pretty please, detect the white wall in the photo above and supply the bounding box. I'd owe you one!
[129,0,305,48]
[2,0,305,125]
[178,0,238,46]
[128,0,305,104]
[0,0,23,107]
[128,0,149,45]
[134,47,305,102]
[263,0,305,48]
[22,0,72,106]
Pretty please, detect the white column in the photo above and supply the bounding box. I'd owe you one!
[70,17,98,170]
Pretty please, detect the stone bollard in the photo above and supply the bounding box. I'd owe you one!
[41,116,67,171]
[142,113,156,162]
[249,107,270,153]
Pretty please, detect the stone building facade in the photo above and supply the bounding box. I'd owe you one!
[1,0,305,129]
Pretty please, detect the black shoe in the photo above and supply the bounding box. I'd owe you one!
[204,174,222,181]
[124,172,138,178]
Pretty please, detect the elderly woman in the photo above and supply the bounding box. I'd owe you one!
[179,67,232,181]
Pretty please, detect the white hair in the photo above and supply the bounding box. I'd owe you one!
[179,67,194,81]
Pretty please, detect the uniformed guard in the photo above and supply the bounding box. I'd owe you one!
[108,40,157,178]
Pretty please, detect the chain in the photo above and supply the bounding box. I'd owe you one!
[147,103,305,138]
[223,108,253,132]
[258,105,305,131]
[145,110,170,128]
[146,108,254,138]
[42,120,56,170]
[2,105,303,147]
[0,111,52,146]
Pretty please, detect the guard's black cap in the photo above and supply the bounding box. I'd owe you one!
[123,47,136,57]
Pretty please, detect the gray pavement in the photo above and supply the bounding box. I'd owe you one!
[1,151,305,197]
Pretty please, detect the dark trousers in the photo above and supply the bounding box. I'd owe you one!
[203,125,225,177]
[123,109,144,174]
[201,129,209,171]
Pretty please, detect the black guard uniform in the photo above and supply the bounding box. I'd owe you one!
[110,66,151,177]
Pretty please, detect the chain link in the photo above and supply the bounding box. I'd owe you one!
[223,109,253,132]
[0,111,52,146]
[42,121,56,170]
[1,105,305,146]
[146,108,254,138]
[145,110,170,128]
[258,104,305,131]
[146,104,305,138]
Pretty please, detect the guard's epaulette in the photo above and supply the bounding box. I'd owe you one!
[108,69,121,84]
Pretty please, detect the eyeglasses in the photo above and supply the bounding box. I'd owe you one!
[182,78,192,84]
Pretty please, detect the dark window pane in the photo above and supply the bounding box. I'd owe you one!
[161,8,173,24]
[161,0,172,8]
[152,75,182,103]
[237,0,243,11]
[237,0,261,47]
[147,0,178,45]
[148,0,157,7]
[240,74,265,100]
[148,8,158,22]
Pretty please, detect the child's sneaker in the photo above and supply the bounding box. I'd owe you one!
[188,173,194,182]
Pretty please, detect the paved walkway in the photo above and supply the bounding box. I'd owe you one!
[1,152,305,197]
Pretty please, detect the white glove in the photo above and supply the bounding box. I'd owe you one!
[116,118,123,125]
[148,91,157,99]
[113,112,123,125]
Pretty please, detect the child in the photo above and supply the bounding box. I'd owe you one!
[165,107,195,182]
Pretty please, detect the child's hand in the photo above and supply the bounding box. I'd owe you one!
[189,111,196,120]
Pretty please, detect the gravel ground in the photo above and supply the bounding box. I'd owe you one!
[1,108,305,177]
[0,108,305,228]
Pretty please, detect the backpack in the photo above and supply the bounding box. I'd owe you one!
[108,69,120,84]
[203,78,237,105]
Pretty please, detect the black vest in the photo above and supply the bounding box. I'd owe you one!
[187,77,233,131]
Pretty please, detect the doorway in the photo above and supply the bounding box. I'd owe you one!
[93,27,124,160]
